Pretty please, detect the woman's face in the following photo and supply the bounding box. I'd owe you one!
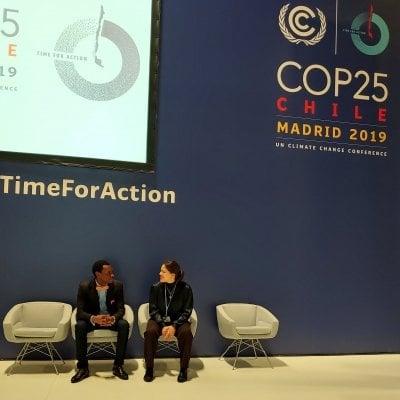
[159,264,176,283]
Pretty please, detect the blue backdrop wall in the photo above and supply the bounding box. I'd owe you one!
[1,0,400,359]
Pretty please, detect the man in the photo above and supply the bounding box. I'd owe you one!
[71,259,129,383]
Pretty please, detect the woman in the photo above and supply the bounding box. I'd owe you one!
[143,260,194,383]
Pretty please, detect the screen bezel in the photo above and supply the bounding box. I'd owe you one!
[0,0,160,173]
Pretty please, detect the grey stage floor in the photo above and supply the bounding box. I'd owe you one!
[1,354,399,400]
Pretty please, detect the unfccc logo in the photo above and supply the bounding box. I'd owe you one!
[279,4,326,46]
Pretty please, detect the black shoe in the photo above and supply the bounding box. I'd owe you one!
[71,368,89,383]
[177,368,188,383]
[112,365,129,380]
[143,367,154,382]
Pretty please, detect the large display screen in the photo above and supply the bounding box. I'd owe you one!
[0,0,159,171]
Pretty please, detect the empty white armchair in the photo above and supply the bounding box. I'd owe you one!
[216,303,279,369]
[3,301,72,374]
[70,304,134,357]
[138,303,198,353]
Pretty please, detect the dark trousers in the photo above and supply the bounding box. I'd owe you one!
[144,319,193,369]
[75,319,129,369]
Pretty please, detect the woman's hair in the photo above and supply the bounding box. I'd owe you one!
[164,260,184,282]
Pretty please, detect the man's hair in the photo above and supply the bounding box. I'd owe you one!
[92,259,110,276]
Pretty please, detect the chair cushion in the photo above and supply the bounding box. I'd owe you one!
[13,327,57,338]
[236,325,272,335]
[87,329,117,338]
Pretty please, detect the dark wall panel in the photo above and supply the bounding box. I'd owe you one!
[1,0,400,359]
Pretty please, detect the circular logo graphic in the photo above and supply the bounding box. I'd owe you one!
[54,18,140,101]
[279,4,326,46]
[351,12,389,55]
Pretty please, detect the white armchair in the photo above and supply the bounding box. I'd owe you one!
[70,304,134,357]
[138,302,198,353]
[216,303,279,369]
[3,301,72,374]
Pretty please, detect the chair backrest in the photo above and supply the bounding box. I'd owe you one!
[219,303,257,326]
[20,302,70,328]
[138,302,198,338]
[123,304,135,339]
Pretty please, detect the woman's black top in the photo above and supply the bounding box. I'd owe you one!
[149,281,194,328]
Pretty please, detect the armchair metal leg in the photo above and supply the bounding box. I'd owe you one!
[252,339,273,368]
[8,342,29,375]
[157,340,180,354]
[219,339,273,369]
[219,339,242,369]
[219,339,239,359]
[87,342,117,357]
[7,342,65,375]
[46,343,65,374]
[49,343,65,365]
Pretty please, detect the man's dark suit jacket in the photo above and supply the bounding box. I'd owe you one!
[76,278,125,323]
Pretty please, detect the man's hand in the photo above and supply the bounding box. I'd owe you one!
[104,315,116,326]
[92,314,116,326]
[161,325,176,340]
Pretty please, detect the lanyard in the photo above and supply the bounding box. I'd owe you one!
[164,283,177,317]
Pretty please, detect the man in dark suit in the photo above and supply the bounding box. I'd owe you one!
[71,259,130,383]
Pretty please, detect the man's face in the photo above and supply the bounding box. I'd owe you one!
[95,264,115,285]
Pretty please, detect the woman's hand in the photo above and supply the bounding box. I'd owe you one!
[161,325,176,340]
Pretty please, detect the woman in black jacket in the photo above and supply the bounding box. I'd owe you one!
[143,260,194,383]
